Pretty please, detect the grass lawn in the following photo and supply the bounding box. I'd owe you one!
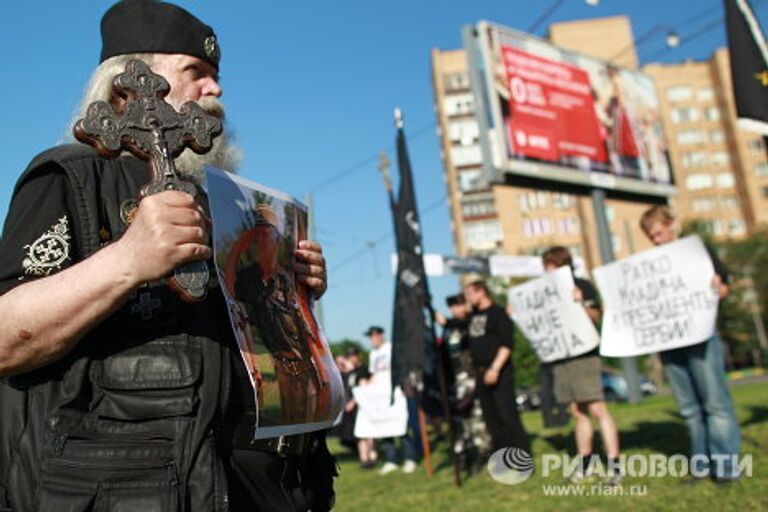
[329,380,768,511]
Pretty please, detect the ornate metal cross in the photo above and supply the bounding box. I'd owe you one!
[74,59,222,301]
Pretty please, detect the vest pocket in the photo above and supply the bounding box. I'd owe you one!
[90,340,201,421]
[36,438,178,512]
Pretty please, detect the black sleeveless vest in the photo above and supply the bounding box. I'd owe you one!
[0,144,237,512]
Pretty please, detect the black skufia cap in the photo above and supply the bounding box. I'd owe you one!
[100,0,220,70]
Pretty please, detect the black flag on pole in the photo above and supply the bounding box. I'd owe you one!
[724,0,768,135]
[388,110,438,403]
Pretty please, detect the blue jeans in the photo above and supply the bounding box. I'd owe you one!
[381,398,422,463]
[660,334,741,478]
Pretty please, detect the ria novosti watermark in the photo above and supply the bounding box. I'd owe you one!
[488,448,753,486]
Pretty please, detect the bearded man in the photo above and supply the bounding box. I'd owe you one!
[0,1,334,511]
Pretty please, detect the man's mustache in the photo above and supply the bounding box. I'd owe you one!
[195,96,225,120]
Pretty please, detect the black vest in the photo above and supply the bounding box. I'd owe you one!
[0,145,238,512]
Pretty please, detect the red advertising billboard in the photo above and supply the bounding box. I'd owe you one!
[469,22,674,197]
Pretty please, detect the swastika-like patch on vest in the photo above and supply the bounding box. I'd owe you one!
[22,216,71,276]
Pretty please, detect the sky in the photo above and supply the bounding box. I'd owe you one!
[1,0,767,348]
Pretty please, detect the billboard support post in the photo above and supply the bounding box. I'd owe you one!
[591,187,642,404]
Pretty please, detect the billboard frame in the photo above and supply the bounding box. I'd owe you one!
[463,20,676,200]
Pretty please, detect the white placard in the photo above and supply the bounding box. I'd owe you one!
[353,384,408,439]
[593,235,719,357]
[508,266,600,363]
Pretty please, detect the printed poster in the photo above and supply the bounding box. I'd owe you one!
[206,168,345,439]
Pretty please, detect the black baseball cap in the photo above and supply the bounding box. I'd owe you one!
[363,326,384,336]
[446,293,465,307]
[100,0,221,70]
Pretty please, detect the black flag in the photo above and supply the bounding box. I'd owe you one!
[389,111,437,402]
[724,0,768,135]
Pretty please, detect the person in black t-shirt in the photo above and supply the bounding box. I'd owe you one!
[463,280,531,454]
[435,293,492,464]
[542,246,621,485]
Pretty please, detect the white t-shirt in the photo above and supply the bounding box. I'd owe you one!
[368,341,392,382]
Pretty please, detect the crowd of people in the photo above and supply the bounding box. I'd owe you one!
[332,204,742,487]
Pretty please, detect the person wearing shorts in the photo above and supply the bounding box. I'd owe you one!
[543,247,622,485]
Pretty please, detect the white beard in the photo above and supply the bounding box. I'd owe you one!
[171,96,242,183]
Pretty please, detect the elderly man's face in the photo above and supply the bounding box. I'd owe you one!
[151,53,222,108]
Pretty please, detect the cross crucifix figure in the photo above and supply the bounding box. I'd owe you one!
[74,59,222,301]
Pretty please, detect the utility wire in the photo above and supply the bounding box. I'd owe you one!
[305,122,434,195]
[328,194,447,275]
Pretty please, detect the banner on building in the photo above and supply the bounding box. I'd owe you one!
[465,21,675,198]
[508,266,600,363]
[593,236,719,357]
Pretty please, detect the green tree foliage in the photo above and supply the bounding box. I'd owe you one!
[330,338,369,366]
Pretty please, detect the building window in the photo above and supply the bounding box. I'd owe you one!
[716,172,735,188]
[443,94,474,116]
[686,173,714,190]
[729,219,746,236]
[704,107,721,122]
[721,195,739,209]
[556,217,580,235]
[676,130,707,145]
[710,152,730,167]
[667,86,693,102]
[692,197,716,212]
[457,169,483,192]
[755,162,768,177]
[748,139,765,153]
[762,186,768,199]
[670,106,700,123]
[551,193,573,210]
[697,87,715,102]
[681,151,707,168]
[522,217,554,238]
[463,219,502,250]
[443,73,470,92]
[709,130,724,144]
[519,191,549,212]
[447,120,479,145]
[450,145,482,167]
[461,198,496,218]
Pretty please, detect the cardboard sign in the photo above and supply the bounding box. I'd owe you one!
[508,267,600,363]
[353,384,408,439]
[593,236,719,357]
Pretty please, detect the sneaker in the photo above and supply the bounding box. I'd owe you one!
[360,461,376,470]
[402,460,418,474]
[379,462,399,475]
[603,472,623,487]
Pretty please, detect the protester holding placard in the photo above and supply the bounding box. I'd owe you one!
[365,326,421,475]
[464,280,531,455]
[640,205,741,483]
[542,247,622,485]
